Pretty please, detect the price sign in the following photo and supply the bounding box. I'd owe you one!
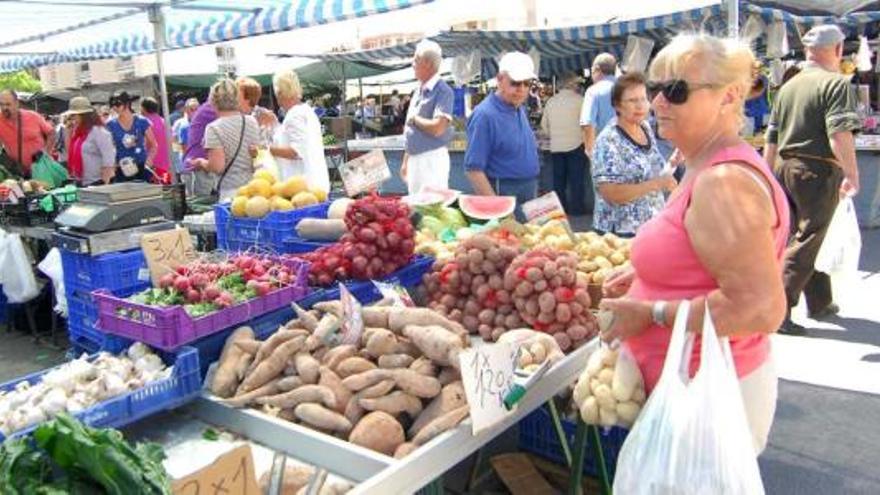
[459,342,518,434]
[339,149,390,196]
[338,284,364,346]
[521,192,577,243]
[140,227,197,286]
[372,280,414,307]
[172,444,260,495]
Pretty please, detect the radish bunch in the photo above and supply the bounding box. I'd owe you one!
[301,195,416,286]
[423,234,521,341]
[504,248,597,351]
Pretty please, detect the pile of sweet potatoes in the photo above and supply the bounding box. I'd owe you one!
[209,299,472,458]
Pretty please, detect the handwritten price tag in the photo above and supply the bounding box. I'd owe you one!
[140,227,196,286]
[172,444,260,495]
[521,192,577,243]
[339,149,390,196]
[459,342,518,434]
[338,284,364,346]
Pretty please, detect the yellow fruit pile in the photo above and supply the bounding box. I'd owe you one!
[231,170,328,218]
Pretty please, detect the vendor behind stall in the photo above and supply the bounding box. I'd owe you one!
[400,39,454,195]
[464,51,540,220]
[64,96,116,186]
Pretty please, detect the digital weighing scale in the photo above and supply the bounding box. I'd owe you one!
[53,183,178,255]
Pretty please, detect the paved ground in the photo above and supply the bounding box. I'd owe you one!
[1,220,878,494]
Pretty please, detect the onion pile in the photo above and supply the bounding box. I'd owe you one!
[423,234,521,341]
[301,195,416,286]
[504,248,598,351]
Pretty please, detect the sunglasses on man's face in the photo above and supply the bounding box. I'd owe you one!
[508,79,531,88]
[647,79,719,105]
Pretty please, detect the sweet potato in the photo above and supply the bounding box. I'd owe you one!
[291,302,319,331]
[257,384,337,409]
[362,306,391,328]
[318,366,350,414]
[357,379,396,399]
[359,391,423,417]
[211,326,255,398]
[394,442,418,459]
[412,405,470,446]
[402,325,463,369]
[409,357,438,377]
[378,354,415,369]
[238,336,306,393]
[294,403,352,433]
[233,353,254,382]
[342,369,393,392]
[220,378,280,408]
[409,381,466,437]
[344,396,365,425]
[258,465,314,495]
[387,308,468,342]
[294,353,321,384]
[437,367,461,386]
[296,218,347,241]
[349,411,405,456]
[322,344,357,370]
[364,327,399,357]
[233,338,262,355]
[311,313,340,342]
[277,375,303,392]
[391,369,441,398]
[248,329,308,374]
[336,356,377,378]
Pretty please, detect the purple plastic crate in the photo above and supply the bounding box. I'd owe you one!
[0,346,200,442]
[94,259,311,351]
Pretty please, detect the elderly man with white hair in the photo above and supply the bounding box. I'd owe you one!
[400,39,455,194]
[464,51,540,220]
[267,68,329,192]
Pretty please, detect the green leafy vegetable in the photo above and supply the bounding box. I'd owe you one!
[201,428,220,441]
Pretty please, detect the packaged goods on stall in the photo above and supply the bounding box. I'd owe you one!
[297,195,415,286]
[231,171,328,218]
[572,345,646,428]
[0,343,171,437]
[207,296,472,458]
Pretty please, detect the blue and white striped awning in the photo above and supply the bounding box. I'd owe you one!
[0,0,434,73]
[743,3,880,30]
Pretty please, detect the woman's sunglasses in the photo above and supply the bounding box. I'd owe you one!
[647,80,719,105]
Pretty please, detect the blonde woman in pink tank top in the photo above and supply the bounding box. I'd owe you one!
[597,34,791,455]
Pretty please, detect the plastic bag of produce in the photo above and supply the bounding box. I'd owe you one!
[0,232,40,303]
[613,301,764,495]
[815,197,861,278]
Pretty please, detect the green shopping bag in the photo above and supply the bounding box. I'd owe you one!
[31,153,69,189]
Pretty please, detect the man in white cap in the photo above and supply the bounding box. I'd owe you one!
[464,51,540,220]
[763,24,860,334]
[401,39,455,194]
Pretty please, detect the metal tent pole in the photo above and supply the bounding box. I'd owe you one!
[727,0,740,37]
[149,4,177,184]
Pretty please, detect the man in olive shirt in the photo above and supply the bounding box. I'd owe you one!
[764,24,860,334]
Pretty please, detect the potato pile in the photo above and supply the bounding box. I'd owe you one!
[572,346,645,429]
[423,234,521,340]
[505,248,598,352]
[209,299,472,459]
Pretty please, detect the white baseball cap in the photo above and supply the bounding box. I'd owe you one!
[802,25,846,48]
[499,51,537,82]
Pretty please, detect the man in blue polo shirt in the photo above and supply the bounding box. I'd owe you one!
[464,51,539,220]
[401,39,455,194]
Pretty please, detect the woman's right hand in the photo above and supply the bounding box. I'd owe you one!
[656,174,677,193]
[603,264,636,298]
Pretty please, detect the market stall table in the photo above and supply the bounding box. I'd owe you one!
[133,336,596,494]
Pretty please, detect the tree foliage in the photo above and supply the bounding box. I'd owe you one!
[0,71,41,93]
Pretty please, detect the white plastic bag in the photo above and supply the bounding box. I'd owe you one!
[613,302,765,495]
[0,232,40,303]
[38,247,67,317]
[815,197,861,276]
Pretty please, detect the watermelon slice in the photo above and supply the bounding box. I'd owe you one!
[418,186,460,207]
[458,195,517,221]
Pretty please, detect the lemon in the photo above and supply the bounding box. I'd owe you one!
[282,176,308,198]
[249,178,273,199]
[231,196,248,217]
[253,169,276,185]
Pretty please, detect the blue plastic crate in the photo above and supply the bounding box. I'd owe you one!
[305,255,435,308]
[281,237,332,254]
[61,248,150,294]
[101,304,297,379]
[518,406,628,479]
[215,201,331,253]
[0,345,201,442]
[65,284,150,355]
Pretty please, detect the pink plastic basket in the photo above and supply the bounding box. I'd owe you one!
[94,258,310,351]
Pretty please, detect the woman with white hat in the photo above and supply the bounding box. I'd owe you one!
[65,96,116,185]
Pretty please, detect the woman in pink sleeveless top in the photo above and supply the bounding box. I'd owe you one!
[598,34,791,454]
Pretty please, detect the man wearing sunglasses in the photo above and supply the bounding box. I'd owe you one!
[763,24,861,333]
[464,51,540,220]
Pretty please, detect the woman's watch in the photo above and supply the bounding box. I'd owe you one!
[652,300,668,326]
